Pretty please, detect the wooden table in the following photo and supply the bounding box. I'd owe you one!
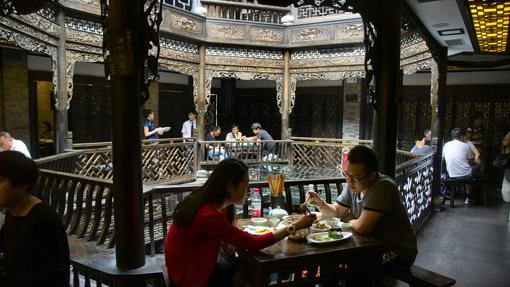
[234,219,387,286]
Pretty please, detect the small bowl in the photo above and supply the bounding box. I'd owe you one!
[320,217,339,227]
[251,218,268,226]
[310,223,331,234]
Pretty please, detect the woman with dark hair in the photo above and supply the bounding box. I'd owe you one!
[0,151,70,286]
[143,109,163,140]
[165,158,315,287]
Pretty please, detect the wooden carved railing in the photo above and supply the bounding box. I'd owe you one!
[198,139,292,166]
[201,0,291,24]
[395,152,435,230]
[36,169,115,247]
[71,138,197,184]
[290,137,371,169]
[290,137,420,169]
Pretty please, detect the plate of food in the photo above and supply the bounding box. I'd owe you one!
[244,226,274,236]
[306,231,352,244]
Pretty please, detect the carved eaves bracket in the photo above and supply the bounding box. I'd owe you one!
[205,70,284,114]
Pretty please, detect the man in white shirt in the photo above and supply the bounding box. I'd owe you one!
[181,111,197,138]
[442,128,473,204]
[0,131,31,158]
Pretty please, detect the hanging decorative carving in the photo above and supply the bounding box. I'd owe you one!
[289,71,365,114]
[205,70,284,114]
[65,50,103,109]
[100,0,163,105]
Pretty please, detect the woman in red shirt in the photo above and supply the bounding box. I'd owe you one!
[165,158,315,287]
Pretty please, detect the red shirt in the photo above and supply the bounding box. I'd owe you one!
[164,203,274,287]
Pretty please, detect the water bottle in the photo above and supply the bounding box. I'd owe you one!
[306,184,314,210]
[251,187,262,217]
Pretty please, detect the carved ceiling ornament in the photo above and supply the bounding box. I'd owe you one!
[205,70,285,114]
[208,23,246,40]
[16,13,60,36]
[205,56,283,69]
[334,23,363,41]
[290,26,329,43]
[249,27,284,43]
[66,29,103,47]
[162,9,203,36]
[170,14,201,34]
[160,47,199,63]
[0,15,58,46]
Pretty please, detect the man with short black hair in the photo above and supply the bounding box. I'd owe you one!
[204,126,225,161]
[181,111,197,138]
[0,151,69,286]
[0,132,31,158]
[443,128,474,204]
[243,122,275,157]
[307,145,417,282]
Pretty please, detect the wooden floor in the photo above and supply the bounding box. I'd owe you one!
[409,191,510,287]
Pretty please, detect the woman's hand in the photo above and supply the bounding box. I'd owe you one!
[305,190,324,208]
[293,213,316,230]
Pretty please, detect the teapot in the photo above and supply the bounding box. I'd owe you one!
[268,206,288,219]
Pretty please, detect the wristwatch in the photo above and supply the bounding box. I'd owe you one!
[286,224,296,234]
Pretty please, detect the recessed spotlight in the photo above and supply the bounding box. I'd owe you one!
[433,23,450,28]
[437,28,465,36]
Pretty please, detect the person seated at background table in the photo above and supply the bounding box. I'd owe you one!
[0,131,31,158]
[306,145,417,282]
[225,124,243,141]
[443,128,474,204]
[0,151,69,286]
[165,158,315,287]
[410,133,431,154]
[39,121,54,143]
[205,126,226,161]
[242,122,275,158]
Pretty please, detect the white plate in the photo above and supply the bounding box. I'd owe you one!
[306,231,352,244]
[244,226,274,236]
[161,127,171,132]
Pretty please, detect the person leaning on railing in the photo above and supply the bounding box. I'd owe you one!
[0,151,70,286]
[306,145,417,285]
[164,158,315,287]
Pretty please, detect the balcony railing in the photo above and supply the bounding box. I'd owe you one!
[201,0,291,24]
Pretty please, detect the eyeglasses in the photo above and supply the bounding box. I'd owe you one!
[342,171,371,182]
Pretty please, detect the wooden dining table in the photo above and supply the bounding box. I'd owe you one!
[233,218,387,286]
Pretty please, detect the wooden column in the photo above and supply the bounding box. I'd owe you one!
[196,44,206,141]
[432,47,448,196]
[55,7,69,153]
[281,50,290,139]
[108,0,145,270]
[372,0,403,177]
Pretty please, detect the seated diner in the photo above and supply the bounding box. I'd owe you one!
[164,158,315,287]
[306,145,418,280]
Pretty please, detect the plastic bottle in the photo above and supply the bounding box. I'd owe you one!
[251,187,262,217]
[306,184,314,210]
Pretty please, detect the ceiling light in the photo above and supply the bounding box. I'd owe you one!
[468,0,510,53]
[437,28,465,36]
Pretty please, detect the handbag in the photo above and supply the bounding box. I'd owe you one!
[493,153,510,169]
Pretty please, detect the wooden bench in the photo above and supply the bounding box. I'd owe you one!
[442,176,491,207]
[394,265,456,287]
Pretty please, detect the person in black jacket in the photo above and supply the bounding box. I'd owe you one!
[0,151,69,287]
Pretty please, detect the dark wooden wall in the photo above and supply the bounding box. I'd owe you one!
[400,84,510,174]
[158,82,193,138]
[70,76,111,143]
[290,86,344,138]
